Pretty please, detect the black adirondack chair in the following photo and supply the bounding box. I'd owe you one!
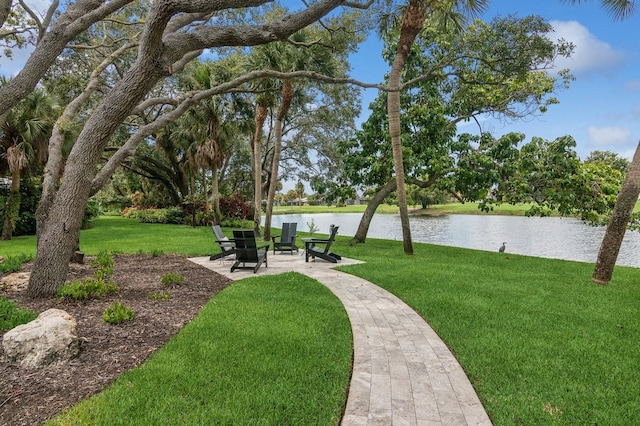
[209,225,235,261]
[271,222,299,255]
[304,225,342,263]
[230,230,269,273]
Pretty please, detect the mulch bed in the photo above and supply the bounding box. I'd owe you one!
[0,254,232,426]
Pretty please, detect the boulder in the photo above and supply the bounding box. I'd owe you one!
[0,271,30,292]
[2,308,79,369]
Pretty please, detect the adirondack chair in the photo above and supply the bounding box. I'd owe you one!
[304,225,342,263]
[271,222,299,255]
[230,230,269,273]
[209,225,235,261]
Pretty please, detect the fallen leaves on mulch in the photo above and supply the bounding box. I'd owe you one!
[0,254,232,426]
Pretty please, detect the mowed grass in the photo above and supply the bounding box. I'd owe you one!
[336,239,640,425]
[3,216,640,424]
[0,216,217,259]
[48,273,352,425]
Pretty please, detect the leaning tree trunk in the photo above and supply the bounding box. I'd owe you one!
[252,103,268,237]
[37,117,69,241]
[264,81,293,241]
[352,180,397,244]
[593,140,640,284]
[37,42,134,242]
[386,0,426,255]
[28,55,166,297]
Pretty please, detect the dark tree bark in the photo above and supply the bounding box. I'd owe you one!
[593,140,640,284]
[352,180,397,244]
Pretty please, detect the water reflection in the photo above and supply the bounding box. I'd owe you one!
[266,212,640,268]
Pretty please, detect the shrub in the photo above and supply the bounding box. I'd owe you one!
[195,208,217,226]
[57,278,120,301]
[220,218,253,229]
[123,207,185,224]
[90,251,115,280]
[83,198,103,229]
[102,302,135,324]
[0,176,41,236]
[0,297,38,332]
[220,194,253,220]
[0,253,33,274]
[160,273,184,286]
[164,207,184,224]
[149,291,171,300]
[121,206,139,219]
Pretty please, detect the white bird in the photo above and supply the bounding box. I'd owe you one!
[499,242,506,253]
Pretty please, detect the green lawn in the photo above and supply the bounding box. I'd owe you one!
[336,240,640,425]
[49,273,352,426]
[2,216,640,425]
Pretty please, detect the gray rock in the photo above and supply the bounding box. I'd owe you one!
[2,308,79,369]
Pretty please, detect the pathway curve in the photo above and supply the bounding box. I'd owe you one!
[190,253,492,426]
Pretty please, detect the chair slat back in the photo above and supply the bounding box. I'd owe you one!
[212,225,233,250]
[321,226,339,253]
[282,222,297,243]
[233,230,259,261]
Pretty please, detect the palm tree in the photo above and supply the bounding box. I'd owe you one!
[1,87,59,240]
[180,60,253,223]
[383,0,487,255]
[252,29,339,240]
[249,92,275,237]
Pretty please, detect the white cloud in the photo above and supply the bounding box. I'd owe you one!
[549,20,625,74]
[587,125,632,147]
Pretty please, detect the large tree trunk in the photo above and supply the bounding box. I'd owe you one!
[1,169,21,240]
[386,0,426,255]
[28,57,167,297]
[264,81,293,241]
[593,140,640,284]
[37,44,126,241]
[352,180,397,244]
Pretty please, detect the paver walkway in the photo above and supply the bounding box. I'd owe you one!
[190,252,492,426]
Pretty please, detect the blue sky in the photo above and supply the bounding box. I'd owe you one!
[1,1,638,163]
[350,1,640,161]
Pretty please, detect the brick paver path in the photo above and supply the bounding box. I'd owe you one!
[190,253,492,426]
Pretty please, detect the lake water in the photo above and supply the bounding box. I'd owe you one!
[267,212,640,268]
